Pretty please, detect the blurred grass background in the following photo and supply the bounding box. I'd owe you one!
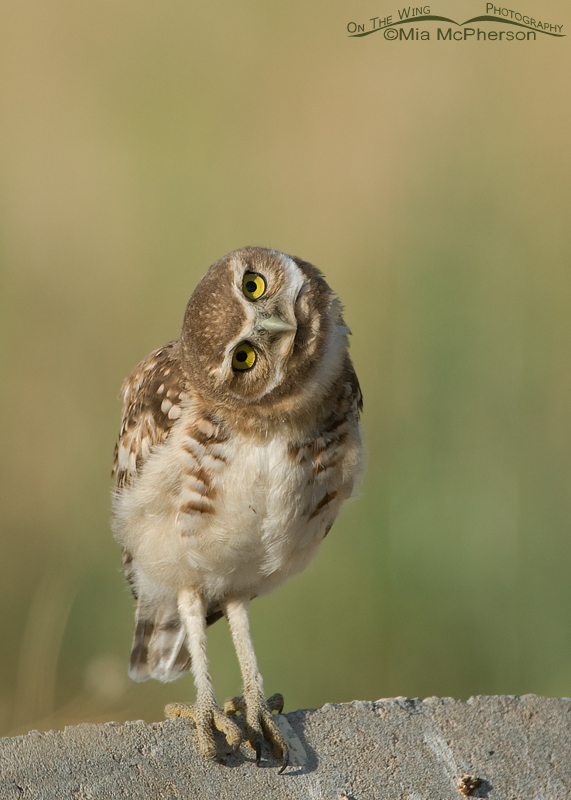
[1,0,571,737]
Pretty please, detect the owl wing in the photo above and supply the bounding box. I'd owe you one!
[346,360,363,415]
[113,341,197,682]
[112,340,188,489]
[292,357,363,526]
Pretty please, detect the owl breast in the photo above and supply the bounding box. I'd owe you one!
[112,407,360,605]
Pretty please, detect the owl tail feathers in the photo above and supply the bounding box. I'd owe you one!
[128,600,191,683]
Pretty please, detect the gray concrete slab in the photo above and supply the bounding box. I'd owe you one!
[1,695,570,799]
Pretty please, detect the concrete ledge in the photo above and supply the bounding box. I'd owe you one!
[1,695,570,799]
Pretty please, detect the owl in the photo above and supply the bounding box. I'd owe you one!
[111,246,363,770]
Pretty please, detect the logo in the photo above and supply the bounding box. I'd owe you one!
[347,4,565,41]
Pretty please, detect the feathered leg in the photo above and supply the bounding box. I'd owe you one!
[165,587,242,759]
[223,596,288,770]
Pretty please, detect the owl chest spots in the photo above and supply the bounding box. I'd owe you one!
[122,412,356,598]
[172,425,338,581]
[178,432,313,533]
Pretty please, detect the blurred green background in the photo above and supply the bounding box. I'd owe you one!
[1,0,570,737]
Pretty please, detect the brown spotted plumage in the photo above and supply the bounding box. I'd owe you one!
[112,246,363,769]
[112,341,187,488]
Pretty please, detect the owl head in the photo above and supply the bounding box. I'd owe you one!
[180,247,350,414]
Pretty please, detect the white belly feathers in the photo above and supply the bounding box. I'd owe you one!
[112,422,341,604]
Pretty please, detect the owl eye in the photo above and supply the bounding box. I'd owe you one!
[242,272,266,300]
[232,342,257,371]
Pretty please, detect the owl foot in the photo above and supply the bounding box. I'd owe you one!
[165,700,242,760]
[223,692,288,772]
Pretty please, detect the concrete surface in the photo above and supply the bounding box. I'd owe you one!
[1,695,570,799]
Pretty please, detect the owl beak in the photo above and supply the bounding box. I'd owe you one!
[258,314,296,335]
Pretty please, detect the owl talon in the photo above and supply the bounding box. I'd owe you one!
[267,692,284,714]
[224,692,288,768]
[223,695,246,716]
[278,750,289,775]
[165,700,242,759]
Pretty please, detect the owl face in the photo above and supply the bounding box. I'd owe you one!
[180,247,345,407]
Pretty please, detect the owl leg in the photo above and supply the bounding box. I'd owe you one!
[222,596,289,771]
[164,587,242,759]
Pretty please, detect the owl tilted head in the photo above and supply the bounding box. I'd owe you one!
[180,247,350,414]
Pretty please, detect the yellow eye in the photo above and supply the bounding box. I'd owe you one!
[242,272,266,300]
[232,342,257,371]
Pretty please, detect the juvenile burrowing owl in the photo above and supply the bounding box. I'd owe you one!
[111,246,363,770]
